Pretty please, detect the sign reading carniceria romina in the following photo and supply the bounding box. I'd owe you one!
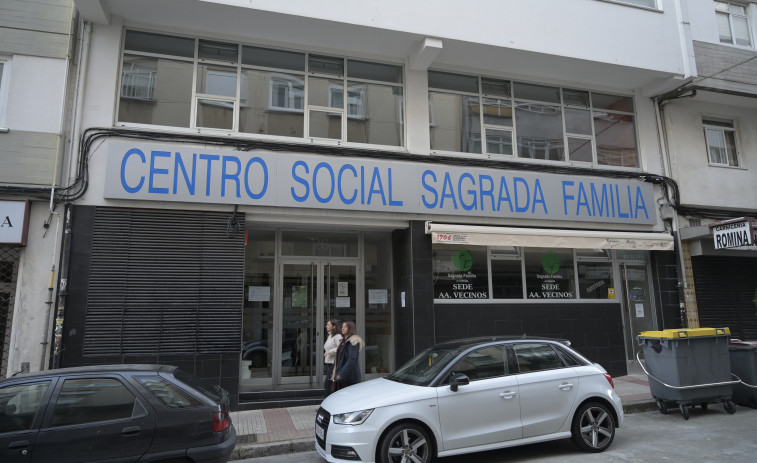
[104,141,658,225]
[710,217,755,250]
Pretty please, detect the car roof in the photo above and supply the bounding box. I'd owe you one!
[3,364,176,381]
[431,336,571,350]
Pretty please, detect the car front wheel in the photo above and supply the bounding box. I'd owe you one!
[378,422,433,463]
[570,402,615,452]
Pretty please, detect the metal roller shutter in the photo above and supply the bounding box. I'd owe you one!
[692,256,757,340]
[83,208,244,356]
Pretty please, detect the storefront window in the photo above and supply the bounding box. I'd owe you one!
[364,232,393,374]
[433,247,489,299]
[242,230,276,380]
[577,262,615,299]
[491,258,524,299]
[524,248,576,299]
[281,230,358,257]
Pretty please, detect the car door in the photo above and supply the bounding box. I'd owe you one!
[436,345,522,451]
[0,380,54,463]
[30,375,156,463]
[512,343,579,438]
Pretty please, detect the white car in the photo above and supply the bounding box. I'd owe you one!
[315,336,623,463]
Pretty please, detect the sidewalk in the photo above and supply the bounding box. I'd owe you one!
[228,373,656,460]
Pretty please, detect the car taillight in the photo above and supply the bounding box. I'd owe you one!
[212,410,231,432]
[604,373,615,389]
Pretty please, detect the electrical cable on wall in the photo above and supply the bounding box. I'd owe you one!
[2,126,751,224]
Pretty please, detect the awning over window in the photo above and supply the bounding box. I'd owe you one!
[425,222,674,251]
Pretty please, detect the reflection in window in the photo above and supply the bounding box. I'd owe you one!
[429,92,481,154]
[595,113,637,167]
[453,346,508,381]
[578,262,615,299]
[703,117,739,167]
[491,258,523,299]
[433,247,489,300]
[118,55,193,128]
[51,379,135,427]
[0,382,50,433]
[515,102,564,161]
[239,70,303,137]
[514,343,564,373]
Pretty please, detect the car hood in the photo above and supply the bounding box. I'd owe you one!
[322,378,435,414]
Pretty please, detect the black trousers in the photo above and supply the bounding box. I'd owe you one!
[324,363,335,396]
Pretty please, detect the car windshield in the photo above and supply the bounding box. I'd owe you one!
[386,345,463,386]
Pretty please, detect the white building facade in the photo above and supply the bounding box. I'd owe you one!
[0,0,77,379]
[657,0,757,339]
[3,0,703,407]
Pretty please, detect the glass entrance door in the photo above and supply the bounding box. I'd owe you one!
[621,263,657,364]
[280,261,357,385]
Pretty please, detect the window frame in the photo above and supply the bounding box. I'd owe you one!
[703,116,741,167]
[117,29,405,149]
[428,70,638,169]
[715,1,754,48]
[597,0,660,10]
[0,56,10,129]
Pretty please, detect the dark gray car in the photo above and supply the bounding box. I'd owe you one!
[0,364,236,462]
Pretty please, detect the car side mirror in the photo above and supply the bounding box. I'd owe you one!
[449,373,469,392]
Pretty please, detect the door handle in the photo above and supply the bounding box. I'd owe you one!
[9,440,29,449]
[558,382,574,391]
[499,391,517,399]
[122,426,141,435]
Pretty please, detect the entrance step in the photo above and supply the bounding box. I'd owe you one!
[238,388,325,410]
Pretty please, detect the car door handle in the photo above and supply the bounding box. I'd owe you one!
[122,426,141,435]
[9,440,29,449]
[558,382,574,391]
[499,390,517,399]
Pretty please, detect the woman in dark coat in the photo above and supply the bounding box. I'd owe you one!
[332,320,364,391]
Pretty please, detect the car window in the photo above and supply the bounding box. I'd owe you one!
[513,343,565,373]
[0,381,51,433]
[452,346,508,381]
[51,378,136,427]
[136,376,203,408]
[172,369,223,403]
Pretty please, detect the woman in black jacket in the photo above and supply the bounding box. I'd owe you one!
[332,320,364,391]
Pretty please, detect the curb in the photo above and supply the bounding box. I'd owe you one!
[228,402,658,461]
[231,438,313,460]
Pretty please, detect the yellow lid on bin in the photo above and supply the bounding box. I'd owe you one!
[638,327,730,338]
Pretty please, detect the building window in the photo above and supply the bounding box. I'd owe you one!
[428,71,638,168]
[703,117,740,167]
[118,30,404,147]
[715,1,753,47]
[0,58,8,128]
[603,0,658,8]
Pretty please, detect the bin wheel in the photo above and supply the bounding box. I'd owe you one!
[656,400,668,415]
[700,402,708,411]
[679,403,690,420]
[724,400,736,415]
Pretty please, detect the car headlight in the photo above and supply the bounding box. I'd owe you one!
[333,409,374,425]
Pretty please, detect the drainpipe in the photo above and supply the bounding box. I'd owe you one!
[51,20,92,369]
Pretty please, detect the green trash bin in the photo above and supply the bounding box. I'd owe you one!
[637,328,735,418]
[729,340,757,408]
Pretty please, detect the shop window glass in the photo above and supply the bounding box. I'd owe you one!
[281,231,358,257]
[433,247,489,300]
[242,230,275,380]
[578,262,615,299]
[491,259,523,299]
[364,232,393,374]
[119,55,193,127]
[524,248,575,299]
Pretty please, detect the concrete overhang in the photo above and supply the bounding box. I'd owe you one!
[74,0,684,94]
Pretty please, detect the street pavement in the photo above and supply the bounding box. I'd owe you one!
[228,372,658,461]
[232,406,757,463]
